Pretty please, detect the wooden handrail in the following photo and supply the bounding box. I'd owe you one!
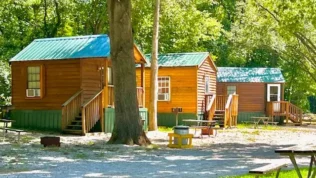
[62,90,83,107]
[61,90,83,131]
[266,101,303,125]
[223,94,238,128]
[81,90,104,134]
[82,90,103,107]
[206,94,216,111]
[206,94,216,120]
[225,95,233,109]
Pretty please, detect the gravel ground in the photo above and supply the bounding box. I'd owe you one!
[0,125,316,178]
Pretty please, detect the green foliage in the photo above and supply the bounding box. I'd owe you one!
[0,0,315,111]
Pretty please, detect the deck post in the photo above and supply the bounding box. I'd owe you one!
[286,102,289,124]
[104,60,109,107]
[141,63,145,108]
[101,91,104,132]
[81,108,86,135]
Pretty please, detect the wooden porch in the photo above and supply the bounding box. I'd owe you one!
[61,59,146,135]
[204,94,239,128]
[266,101,303,125]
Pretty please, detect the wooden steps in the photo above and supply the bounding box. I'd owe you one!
[63,114,83,135]
[213,110,225,127]
[62,129,83,135]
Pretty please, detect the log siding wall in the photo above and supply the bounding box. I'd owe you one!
[11,60,81,110]
[138,67,197,113]
[217,82,265,112]
[197,57,217,113]
[80,58,106,103]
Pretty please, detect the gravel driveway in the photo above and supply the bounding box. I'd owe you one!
[0,125,315,178]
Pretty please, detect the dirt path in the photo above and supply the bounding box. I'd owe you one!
[0,125,315,177]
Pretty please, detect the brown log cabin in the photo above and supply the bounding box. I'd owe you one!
[136,52,238,127]
[216,67,303,125]
[9,35,148,134]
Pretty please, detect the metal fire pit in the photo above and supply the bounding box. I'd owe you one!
[40,136,61,147]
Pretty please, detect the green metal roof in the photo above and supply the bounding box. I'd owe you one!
[145,52,209,67]
[10,35,110,62]
[217,67,285,83]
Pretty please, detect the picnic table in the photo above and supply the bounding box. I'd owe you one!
[275,145,316,178]
[251,116,270,129]
[182,119,217,137]
[1,119,24,142]
[0,119,14,133]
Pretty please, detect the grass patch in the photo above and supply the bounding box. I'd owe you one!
[0,167,30,174]
[223,167,309,178]
[75,152,88,159]
[158,126,173,132]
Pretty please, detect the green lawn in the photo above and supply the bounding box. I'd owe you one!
[224,167,310,178]
[158,126,173,132]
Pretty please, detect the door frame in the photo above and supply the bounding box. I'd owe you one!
[267,84,281,102]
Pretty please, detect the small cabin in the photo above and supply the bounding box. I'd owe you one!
[137,52,219,126]
[10,35,148,134]
[216,67,302,124]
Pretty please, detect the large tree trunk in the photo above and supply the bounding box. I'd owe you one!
[149,0,160,131]
[107,0,150,145]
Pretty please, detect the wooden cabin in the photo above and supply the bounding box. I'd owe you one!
[9,35,148,134]
[216,67,303,125]
[136,52,238,127]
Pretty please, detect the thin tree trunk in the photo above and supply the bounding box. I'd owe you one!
[43,0,48,37]
[149,0,160,131]
[107,0,150,145]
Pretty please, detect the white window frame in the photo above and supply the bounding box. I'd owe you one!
[205,76,210,94]
[26,66,42,98]
[267,84,281,102]
[227,85,236,95]
[158,76,170,101]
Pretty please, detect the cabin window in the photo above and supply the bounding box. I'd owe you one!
[158,76,170,101]
[205,76,210,93]
[26,66,41,97]
[108,67,113,85]
[227,86,236,95]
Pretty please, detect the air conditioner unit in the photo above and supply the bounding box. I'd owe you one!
[158,94,169,101]
[26,89,41,97]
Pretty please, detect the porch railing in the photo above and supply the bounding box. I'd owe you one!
[267,101,303,124]
[108,85,115,107]
[216,95,228,110]
[205,94,216,120]
[224,94,238,128]
[61,90,83,131]
[107,85,144,108]
[81,90,103,134]
[137,87,144,108]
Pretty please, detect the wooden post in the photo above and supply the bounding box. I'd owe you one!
[81,108,86,135]
[101,91,104,132]
[286,102,289,124]
[104,60,109,108]
[141,63,145,108]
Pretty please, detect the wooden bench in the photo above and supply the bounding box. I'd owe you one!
[168,133,193,148]
[3,128,25,142]
[249,162,287,178]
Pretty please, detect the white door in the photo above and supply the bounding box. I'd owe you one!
[267,84,281,112]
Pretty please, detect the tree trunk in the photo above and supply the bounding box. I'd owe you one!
[149,0,160,131]
[107,0,150,145]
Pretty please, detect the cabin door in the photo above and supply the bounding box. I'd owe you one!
[267,84,281,112]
